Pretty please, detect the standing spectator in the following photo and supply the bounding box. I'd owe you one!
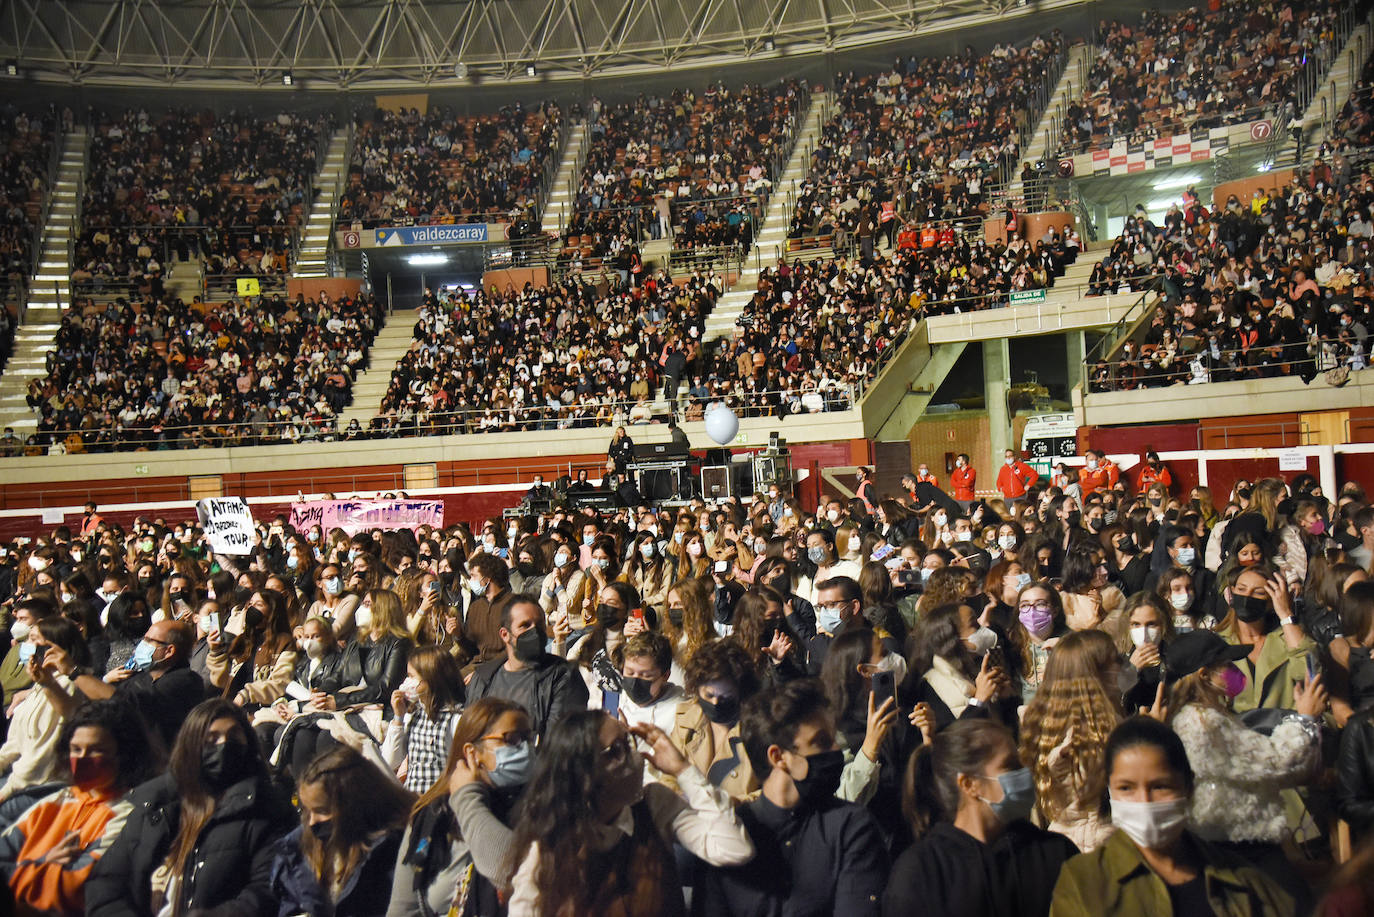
[1050,716,1294,916]
[997,450,1038,505]
[699,679,888,915]
[608,426,635,473]
[856,467,879,515]
[951,455,977,509]
[464,554,515,670]
[885,719,1077,917]
[465,596,588,741]
[1136,451,1172,494]
[1077,451,1111,496]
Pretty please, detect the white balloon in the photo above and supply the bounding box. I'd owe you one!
[704,405,739,445]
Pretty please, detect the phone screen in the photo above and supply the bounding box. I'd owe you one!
[714,560,729,573]
[872,670,895,710]
[602,690,621,718]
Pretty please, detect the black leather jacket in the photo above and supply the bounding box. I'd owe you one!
[332,633,413,717]
[1337,708,1374,840]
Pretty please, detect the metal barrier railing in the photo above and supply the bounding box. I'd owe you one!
[1087,334,1360,393]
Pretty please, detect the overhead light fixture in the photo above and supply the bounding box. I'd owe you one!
[763,38,776,52]
[4,61,17,77]
[525,63,537,77]
[1145,197,1183,212]
[281,71,293,86]
[1151,173,1201,191]
[406,253,448,266]
[1256,162,1273,173]
[454,62,468,79]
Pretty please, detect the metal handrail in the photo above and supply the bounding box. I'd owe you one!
[1082,278,1167,369]
[1088,333,1362,393]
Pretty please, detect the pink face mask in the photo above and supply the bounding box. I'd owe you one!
[1219,664,1247,699]
[1308,517,1326,535]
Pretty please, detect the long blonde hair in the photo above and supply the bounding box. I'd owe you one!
[1018,630,1122,825]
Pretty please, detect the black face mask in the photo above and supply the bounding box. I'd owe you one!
[513,628,544,663]
[667,606,684,629]
[170,590,191,604]
[792,749,845,807]
[137,575,155,587]
[309,820,334,843]
[623,676,657,706]
[699,694,740,725]
[759,622,779,648]
[1064,511,1082,529]
[201,741,253,791]
[596,603,626,630]
[516,562,536,577]
[1116,537,1139,556]
[1230,593,1270,623]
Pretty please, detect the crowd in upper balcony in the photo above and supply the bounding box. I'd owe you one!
[564,82,803,258]
[1059,1,1341,154]
[73,109,327,296]
[366,272,723,436]
[0,106,60,296]
[339,101,563,231]
[1088,159,1374,391]
[788,33,1064,245]
[18,290,383,453]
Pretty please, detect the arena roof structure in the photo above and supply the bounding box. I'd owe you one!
[1,0,1094,89]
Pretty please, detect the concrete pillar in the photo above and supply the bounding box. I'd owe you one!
[983,338,1011,465]
[1065,330,1086,394]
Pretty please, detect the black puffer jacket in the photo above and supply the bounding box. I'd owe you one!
[86,772,295,917]
[1337,708,1374,842]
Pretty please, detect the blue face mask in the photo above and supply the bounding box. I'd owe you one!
[1176,547,1196,568]
[348,548,360,562]
[582,535,595,546]
[286,554,298,570]
[979,767,1035,824]
[127,639,157,672]
[816,606,843,634]
[1015,572,1032,591]
[487,740,534,789]
[17,642,35,666]
[323,577,342,596]
[553,553,570,569]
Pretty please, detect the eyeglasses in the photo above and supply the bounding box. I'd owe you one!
[480,729,533,748]
[1018,602,1052,612]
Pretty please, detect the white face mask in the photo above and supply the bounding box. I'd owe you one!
[1130,625,1162,647]
[1169,591,1192,611]
[847,535,862,552]
[997,535,1017,550]
[1109,795,1190,850]
[965,626,997,656]
[826,510,840,523]
[687,542,703,558]
[639,542,656,559]
[955,530,972,542]
[354,605,373,632]
[932,513,948,527]
[1086,459,1099,470]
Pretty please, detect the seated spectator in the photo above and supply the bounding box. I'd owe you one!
[388,697,531,915]
[0,699,153,916]
[465,595,589,741]
[85,698,296,916]
[268,744,415,916]
[507,709,753,912]
[380,645,465,793]
[698,678,888,914]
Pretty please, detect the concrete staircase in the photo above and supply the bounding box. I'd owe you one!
[1022,43,1093,174]
[294,129,350,278]
[336,307,419,428]
[540,119,588,235]
[703,91,829,342]
[0,126,87,434]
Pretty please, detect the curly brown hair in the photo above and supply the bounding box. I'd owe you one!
[1018,629,1122,826]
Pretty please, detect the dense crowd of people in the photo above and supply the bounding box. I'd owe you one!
[339,102,564,229]
[13,290,384,453]
[565,83,802,257]
[1089,158,1374,391]
[0,106,58,302]
[74,109,327,296]
[707,225,1078,416]
[371,274,719,434]
[1059,1,1341,154]
[0,460,1371,914]
[788,34,1064,246]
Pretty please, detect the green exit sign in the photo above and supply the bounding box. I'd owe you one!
[134,464,149,475]
[1009,289,1047,306]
